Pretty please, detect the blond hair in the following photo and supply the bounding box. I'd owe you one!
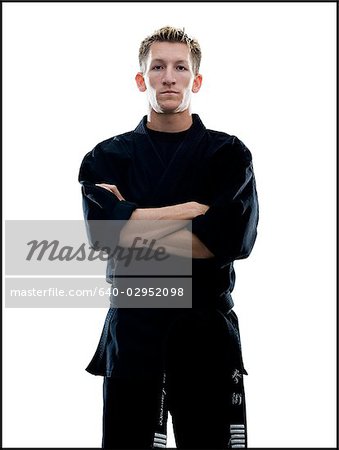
[138,26,202,75]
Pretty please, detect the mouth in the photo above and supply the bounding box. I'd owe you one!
[160,91,179,94]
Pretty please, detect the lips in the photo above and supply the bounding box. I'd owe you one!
[160,91,179,94]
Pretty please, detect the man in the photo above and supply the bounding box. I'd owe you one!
[79,26,259,449]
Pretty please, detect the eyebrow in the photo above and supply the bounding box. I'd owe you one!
[150,58,189,65]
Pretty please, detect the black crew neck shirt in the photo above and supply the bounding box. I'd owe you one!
[147,128,190,166]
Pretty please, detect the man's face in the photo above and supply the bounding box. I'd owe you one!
[137,42,202,114]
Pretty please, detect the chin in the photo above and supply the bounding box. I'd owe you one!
[155,96,180,106]
[158,102,182,114]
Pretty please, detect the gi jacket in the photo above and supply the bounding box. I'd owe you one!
[78,114,259,378]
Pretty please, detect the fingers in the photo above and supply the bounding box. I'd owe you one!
[200,204,210,214]
[194,202,209,215]
[95,183,125,201]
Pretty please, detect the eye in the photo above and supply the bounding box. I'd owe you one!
[152,65,163,70]
[177,65,187,71]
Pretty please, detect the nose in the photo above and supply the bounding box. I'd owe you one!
[162,68,176,86]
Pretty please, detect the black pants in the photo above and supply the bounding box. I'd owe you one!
[102,311,247,449]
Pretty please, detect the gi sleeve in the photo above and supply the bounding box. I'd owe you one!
[191,136,259,264]
[78,143,138,250]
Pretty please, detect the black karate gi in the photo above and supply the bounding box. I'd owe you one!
[78,114,259,449]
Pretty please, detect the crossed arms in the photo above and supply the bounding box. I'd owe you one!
[96,183,214,259]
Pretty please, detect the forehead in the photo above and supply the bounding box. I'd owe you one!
[148,41,191,62]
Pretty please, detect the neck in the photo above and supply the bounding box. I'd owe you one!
[146,108,193,132]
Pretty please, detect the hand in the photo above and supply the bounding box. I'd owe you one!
[95,183,125,201]
[186,201,210,218]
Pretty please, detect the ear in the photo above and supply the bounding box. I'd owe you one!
[135,72,147,92]
[192,74,202,93]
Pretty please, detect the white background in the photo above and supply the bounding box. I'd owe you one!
[3,2,336,448]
